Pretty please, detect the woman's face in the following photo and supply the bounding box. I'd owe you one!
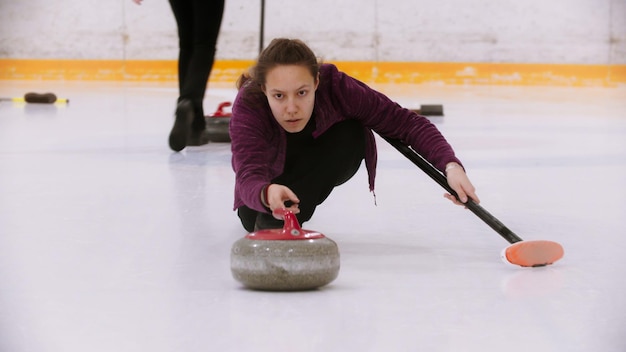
[263,65,319,133]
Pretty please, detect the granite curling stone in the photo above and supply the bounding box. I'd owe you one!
[205,101,231,143]
[231,208,340,291]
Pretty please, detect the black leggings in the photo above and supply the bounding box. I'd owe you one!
[238,119,366,231]
[169,0,224,129]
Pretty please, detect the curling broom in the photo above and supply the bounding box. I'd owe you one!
[382,135,564,267]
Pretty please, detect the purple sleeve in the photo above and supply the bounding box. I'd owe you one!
[230,92,278,212]
[327,65,462,172]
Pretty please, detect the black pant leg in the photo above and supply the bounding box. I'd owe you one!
[251,119,366,229]
[237,205,258,233]
[237,120,366,231]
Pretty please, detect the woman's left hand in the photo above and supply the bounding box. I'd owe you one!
[443,163,480,206]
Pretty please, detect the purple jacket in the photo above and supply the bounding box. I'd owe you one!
[230,63,462,212]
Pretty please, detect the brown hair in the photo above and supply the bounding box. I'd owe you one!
[237,38,320,91]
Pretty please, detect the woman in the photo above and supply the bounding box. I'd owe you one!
[230,38,479,232]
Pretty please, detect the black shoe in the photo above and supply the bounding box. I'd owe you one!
[169,100,194,152]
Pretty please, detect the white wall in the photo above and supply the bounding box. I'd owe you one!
[0,0,624,64]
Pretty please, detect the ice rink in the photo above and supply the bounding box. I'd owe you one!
[1,80,625,351]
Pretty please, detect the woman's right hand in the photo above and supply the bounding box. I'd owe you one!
[265,184,301,218]
[444,163,479,206]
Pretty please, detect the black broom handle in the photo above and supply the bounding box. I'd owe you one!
[259,0,265,54]
[381,136,523,244]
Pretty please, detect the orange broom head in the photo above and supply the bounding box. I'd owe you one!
[502,240,564,267]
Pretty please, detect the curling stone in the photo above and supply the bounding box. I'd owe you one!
[205,101,231,142]
[0,92,69,104]
[230,208,340,291]
[411,104,444,116]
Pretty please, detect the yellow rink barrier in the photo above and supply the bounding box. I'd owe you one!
[1,59,624,87]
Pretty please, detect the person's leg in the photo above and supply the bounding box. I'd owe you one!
[168,0,193,100]
[237,205,259,233]
[167,0,225,150]
[167,0,194,151]
[182,0,225,131]
[253,119,366,229]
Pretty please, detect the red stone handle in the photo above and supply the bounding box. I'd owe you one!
[272,208,302,235]
[210,101,232,117]
[245,208,324,240]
